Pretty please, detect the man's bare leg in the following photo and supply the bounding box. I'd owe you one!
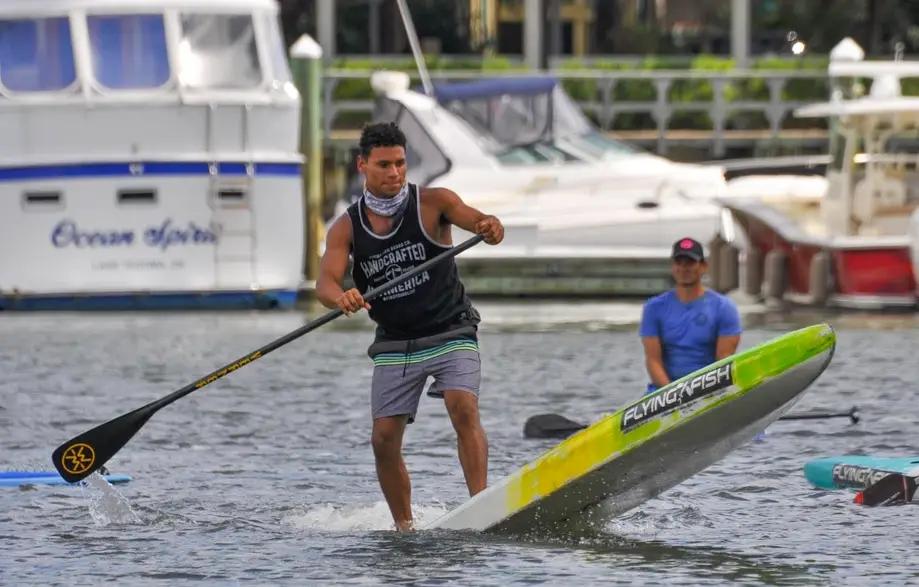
[371,415,414,530]
[443,390,488,495]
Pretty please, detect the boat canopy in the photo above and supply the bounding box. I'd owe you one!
[419,76,642,160]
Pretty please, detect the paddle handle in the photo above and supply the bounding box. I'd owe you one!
[149,233,485,413]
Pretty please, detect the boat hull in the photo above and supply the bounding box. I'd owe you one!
[719,198,917,310]
[0,288,297,311]
[0,161,304,311]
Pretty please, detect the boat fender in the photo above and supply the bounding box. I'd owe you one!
[763,249,787,301]
[909,209,919,284]
[808,251,830,305]
[743,248,764,298]
[707,235,725,291]
[717,243,740,293]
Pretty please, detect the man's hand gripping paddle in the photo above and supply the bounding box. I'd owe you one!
[50,234,485,483]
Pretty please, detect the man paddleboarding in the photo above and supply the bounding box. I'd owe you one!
[639,237,742,395]
[315,122,504,531]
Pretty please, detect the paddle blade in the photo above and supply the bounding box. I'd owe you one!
[51,407,154,483]
[523,414,587,439]
[855,473,919,507]
[849,406,860,424]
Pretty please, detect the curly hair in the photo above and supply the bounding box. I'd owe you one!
[358,121,407,159]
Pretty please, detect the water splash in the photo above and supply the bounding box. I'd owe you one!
[283,501,450,532]
[79,473,142,526]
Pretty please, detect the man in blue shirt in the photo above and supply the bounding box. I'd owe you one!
[639,237,742,395]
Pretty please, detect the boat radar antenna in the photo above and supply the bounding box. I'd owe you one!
[394,0,434,98]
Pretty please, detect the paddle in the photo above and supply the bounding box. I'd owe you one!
[780,405,860,423]
[51,234,485,483]
[855,466,919,507]
[523,406,861,440]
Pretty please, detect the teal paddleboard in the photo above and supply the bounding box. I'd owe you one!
[803,456,919,490]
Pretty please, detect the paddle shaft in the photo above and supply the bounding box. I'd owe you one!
[146,233,485,414]
[778,411,857,422]
[523,406,860,439]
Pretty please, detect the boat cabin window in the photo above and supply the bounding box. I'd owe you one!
[177,14,262,90]
[87,14,170,90]
[117,189,157,204]
[217,187,247,202]
[1,11,292,97]
[0,17,77,93]
[21,191,63,210]
[209,180,251,208]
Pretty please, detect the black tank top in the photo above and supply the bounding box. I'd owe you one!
[348,184,473,341]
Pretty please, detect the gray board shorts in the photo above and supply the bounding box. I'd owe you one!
[367,322,481,424]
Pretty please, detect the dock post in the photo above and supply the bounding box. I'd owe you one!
[524,0,544,70]
[290,35,325,286]
[730,0,750,68]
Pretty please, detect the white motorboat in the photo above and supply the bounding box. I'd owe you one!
[713,39,919,310]
[333,71,730,260]
[0,0,305,310]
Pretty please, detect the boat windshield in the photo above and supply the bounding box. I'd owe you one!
[433,78,640,164]
[495,141,582,165]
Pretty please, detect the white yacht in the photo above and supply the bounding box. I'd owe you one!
[334,71,729,259]
[0,0,304,310]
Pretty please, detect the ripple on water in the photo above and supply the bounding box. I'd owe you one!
[2,307,916,585]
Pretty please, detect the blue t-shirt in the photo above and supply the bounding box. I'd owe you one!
[638,289,742,395]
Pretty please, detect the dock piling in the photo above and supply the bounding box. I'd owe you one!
[290,35,325,285]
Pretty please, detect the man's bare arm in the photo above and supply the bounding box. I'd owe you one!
[715,334,741,361]
[641,336,671,388]
[315,214,360,311]
[426,187,504,245]
[428,187,486,231]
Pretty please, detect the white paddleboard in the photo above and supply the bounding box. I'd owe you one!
[425,323,837,535]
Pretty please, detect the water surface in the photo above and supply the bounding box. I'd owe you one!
[3,302,918,585]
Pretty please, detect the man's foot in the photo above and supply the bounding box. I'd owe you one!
[394,519,415,532]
